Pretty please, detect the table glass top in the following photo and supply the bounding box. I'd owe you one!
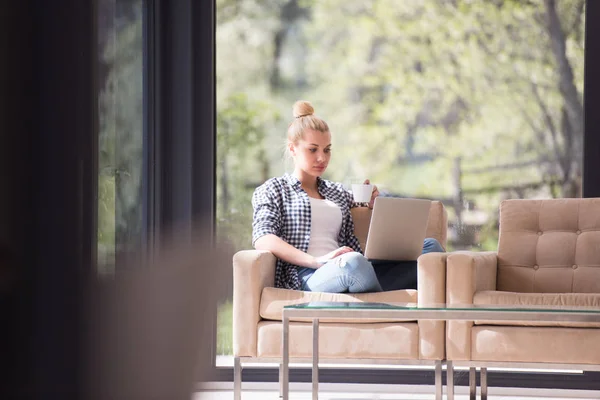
[284,301,600,313]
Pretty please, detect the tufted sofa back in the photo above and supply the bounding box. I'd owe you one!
[497,198,600,293]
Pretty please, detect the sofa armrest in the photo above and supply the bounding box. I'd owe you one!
[417,252,448,360]
[418,252,448,306]
[447,251,498,304]
[446,251,498,360]
[232,250,276,357]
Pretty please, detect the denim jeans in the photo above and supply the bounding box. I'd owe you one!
[297,251,382,293]
[297,238,444,293]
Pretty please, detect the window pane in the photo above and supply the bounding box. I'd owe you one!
[97,0,145,274]
[216,0,585,360]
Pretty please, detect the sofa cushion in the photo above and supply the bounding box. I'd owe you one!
[497,198,600,293]
[471,325,600,364]
[257,320,419,359]
[473,290,600,327]
[259,287,418,323]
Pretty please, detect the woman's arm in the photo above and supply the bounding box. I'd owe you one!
[255,234,354,269]
[254,234,320,268]
[251,183,322,268]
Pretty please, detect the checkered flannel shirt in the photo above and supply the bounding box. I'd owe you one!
[252,174,362,290]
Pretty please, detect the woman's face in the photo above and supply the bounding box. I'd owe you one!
[290,129,332,179]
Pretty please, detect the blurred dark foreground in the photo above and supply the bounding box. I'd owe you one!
[86,224,232,400]
[0,222,232,400]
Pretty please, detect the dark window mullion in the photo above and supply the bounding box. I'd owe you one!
[584,0,600,198]
[191,0,218,376]
[143,0,161,259]
[157,0,194,233]
[155,0,218,376]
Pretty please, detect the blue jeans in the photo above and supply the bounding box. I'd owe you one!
[297,251,382,293]
[297,238,444,293]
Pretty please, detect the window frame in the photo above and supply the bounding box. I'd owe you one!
[148,0,218,375]
[584,0,600,198]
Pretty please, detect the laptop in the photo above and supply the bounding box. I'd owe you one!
[363,197,432,262]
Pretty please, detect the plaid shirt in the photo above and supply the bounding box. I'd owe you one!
[252,174,362,290]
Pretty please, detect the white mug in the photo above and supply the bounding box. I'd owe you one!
[351,183,373,203]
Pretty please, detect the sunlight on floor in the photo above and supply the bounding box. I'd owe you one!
[195,390,595,400]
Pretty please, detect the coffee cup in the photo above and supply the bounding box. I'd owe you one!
[351,183,373,204]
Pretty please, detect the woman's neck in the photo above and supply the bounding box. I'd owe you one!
[293,169,319,193]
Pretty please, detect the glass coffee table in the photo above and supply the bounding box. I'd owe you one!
[281,301,600,400]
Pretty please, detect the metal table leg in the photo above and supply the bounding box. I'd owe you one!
[282,315,289,400]
[446,361,454,400]
[434,360,442,400]
[234,356,241,400]
[469,367,477,400]
[481,367,487,400]
[279,363,283,398]
[312,318,319,400]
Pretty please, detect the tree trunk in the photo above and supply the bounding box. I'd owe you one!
[269,0,308,92]
[452,157,464,227]
[219,157,229,214]
[258,148,269,183]
[544,0,584,160]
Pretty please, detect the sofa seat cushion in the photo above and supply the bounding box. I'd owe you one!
[257,320,419,359]
[471,325,600,364]
[473,291,600,327]
[260,287,418,323]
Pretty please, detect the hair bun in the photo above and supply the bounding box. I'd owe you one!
[292,100,314,118]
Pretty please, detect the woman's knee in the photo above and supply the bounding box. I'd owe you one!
[337,252,373,272]
[337,252,381,292]
[423,238,445,253]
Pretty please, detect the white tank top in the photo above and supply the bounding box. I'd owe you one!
[306,197,342,257]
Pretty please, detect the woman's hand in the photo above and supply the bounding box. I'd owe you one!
[363,179,379,209]
[314,246,354,267]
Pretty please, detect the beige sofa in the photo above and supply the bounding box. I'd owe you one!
[232,201,448,399]
[446,198,600,394]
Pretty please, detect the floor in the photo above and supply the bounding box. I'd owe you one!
[206,358,599,399]
[194,383,600,400]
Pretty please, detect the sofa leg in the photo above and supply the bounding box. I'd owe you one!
[446,361,454,400]
[434,360,442,400]
[234,356,242,400]
[469,367,477,400]
[481,367,487,400]
[279,363,283,398]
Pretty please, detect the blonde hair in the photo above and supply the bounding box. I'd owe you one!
[287,100,330,147]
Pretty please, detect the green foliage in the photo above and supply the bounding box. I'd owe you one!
[216,299,234,356]
[98,3,144,273]
[216,93,282,250]
[98,174,116,269]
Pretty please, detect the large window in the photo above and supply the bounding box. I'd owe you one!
[216,0,585,362]
[97,0,145,273]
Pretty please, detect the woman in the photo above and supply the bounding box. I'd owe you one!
[251,100,444,292]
